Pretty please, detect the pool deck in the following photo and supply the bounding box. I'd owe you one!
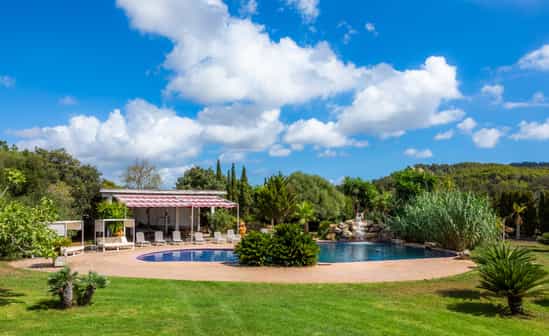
[11,244,475,284]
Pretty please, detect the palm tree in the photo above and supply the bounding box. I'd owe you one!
[511,203,527,240]
[48,267,79,308]
[474,243,548,315]
[75,271,108,306]
[294,201,316,233]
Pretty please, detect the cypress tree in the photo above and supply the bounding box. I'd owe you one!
[239,166,252,216]
[230,163,238,202]
[226,169,232,201]
[216,159,223,182]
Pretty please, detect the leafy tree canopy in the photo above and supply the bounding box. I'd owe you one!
[175,166,225,190]
[122,159,162,190]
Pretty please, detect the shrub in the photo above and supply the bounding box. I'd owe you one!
[235,224,319,266]
[317,220,331,240]
[48,267,108,309]
[390,191,499,251]
[207,209,236,233]
[74,271,109,306]
[0,197,59,259]
[269,224,319,266]
[96,201,129,235]
[473,242,548,315]
[234,231,270,266]
[537,232,549,245]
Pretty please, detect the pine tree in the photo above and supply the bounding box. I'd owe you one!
[215,159,223,182]
[539,191,549,234]
[239,165,252,216]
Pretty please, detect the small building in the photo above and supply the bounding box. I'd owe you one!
[100,189,238,240]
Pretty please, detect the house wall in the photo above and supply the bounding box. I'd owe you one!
[131,207,202,231]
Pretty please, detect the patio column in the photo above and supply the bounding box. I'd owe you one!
[175,207,180,231]
[197,208,201,231]
[191,206,194,242]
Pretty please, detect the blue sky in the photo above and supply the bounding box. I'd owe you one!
[1,0,548,186]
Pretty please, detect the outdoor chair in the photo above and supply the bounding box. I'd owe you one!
[214,231,226,244]
[194,232,206,244]
[153,231,167,245]
[170,231,184,245]
[226,229,241,243]
[136,232,151,247]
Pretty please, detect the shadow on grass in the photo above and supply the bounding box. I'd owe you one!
[533,298,549,307]
[0,288,25,306]
[437,289,482,300]
[447,302,504,317]
[27,299,63,311]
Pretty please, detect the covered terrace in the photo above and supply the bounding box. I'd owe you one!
[100,189,238,242]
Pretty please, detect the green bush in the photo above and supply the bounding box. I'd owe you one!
[317,220,331,240]
[48,267,108,309]
[473,242,548,315]
[234,231,270,266]
[96,201,129,234]
[537,232,549,245]
[207,209,236,233]
[269,224,319,266]
[390,191,499,251]
[235,224,319,266]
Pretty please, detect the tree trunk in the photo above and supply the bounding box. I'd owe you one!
[516,224,521,240]
[304,222,309,233]
[62,280,73,309]
[507,295,523,315]
[79,286,95,306]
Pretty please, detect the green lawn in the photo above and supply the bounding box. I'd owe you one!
[1,243,548,336]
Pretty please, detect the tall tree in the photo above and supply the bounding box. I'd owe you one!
[230,163,238,202]
[294,201,316,232]
[226,169,232,201]
[175,166,224,190]
[511,202,528,240]
[122,159,162,190]
[339,177,379,215]
[215,159,223,182]
[391,167,437,204]
[238,166,252,216]
[539,191,549,234]
[254,173,296,225]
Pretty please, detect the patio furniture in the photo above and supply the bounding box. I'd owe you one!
[60,245,85,256]
[136,232,151,247]
[170,231,184,245]
[260,228,269,234]
[153,231,167,245]
[194,232,206,244]
[97,236,134,252]
[214,231,226,244]
[227,229,241,243]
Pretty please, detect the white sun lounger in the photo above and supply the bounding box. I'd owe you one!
[136,232,151,247]
[214,231,226,244]
[227,229,241,243]
[97,236,134,252]
[153,231,167,245]
[194,232,206,244]
[170,231,184,245]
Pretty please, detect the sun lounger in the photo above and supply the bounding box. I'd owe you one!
[97,236,134,252]
[214,231,226,244]
[194,232,205,244]
[60,245,85,256]
[170,231,184,245]
[153,231,167,245]
[136,232,151,247]
[227,229,241,243]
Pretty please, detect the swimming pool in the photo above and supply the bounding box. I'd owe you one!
[137,242,454,263]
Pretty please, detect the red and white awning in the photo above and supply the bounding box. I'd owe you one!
[114,194,237,208]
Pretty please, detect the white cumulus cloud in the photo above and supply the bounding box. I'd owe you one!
[434,129,454,140]
[337,56,462,136]
[518,44,549,71]
[269,144,292,157]
[472,128,503,148]
[284,0,319,22]
[457,117,477,133]
[511,118,549,140]
[404,148,433,159]
[503,91,549,109]
[481,84,504,104]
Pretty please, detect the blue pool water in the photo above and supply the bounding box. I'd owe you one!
[138,242,454,263]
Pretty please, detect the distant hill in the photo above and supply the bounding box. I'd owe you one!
[376,162,549,196]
